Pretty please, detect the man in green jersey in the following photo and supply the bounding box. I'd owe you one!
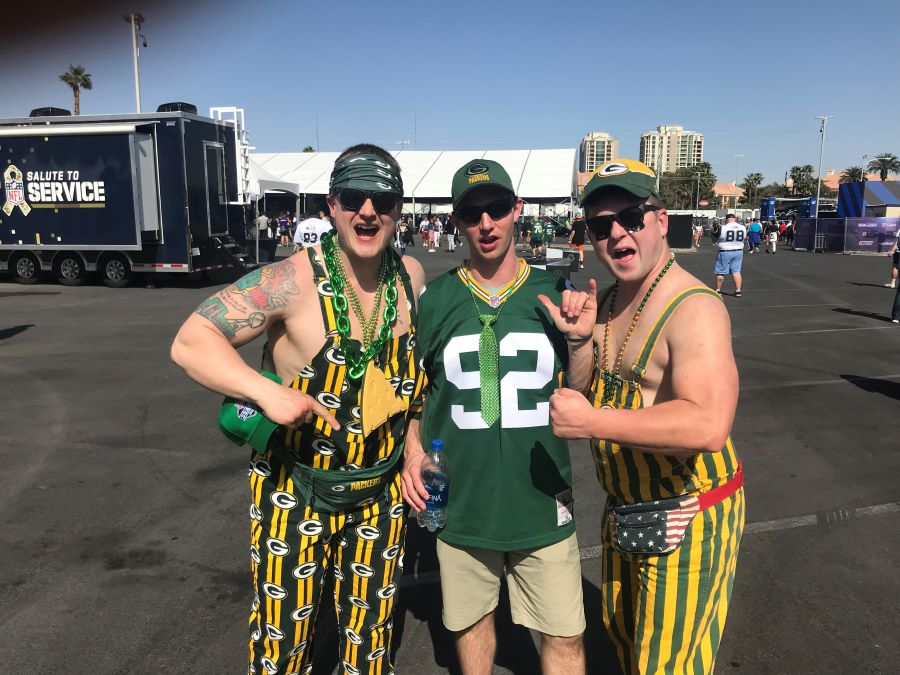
[530,217,545,258]
[401,159,597,675]
[543,216,556,249]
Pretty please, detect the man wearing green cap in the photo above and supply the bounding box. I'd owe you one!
[548,159,745,675]
[401,159,597,674]
[171,143,427,675]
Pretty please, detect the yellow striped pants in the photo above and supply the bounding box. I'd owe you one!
[601,488,745,675]
[247,450,406,675]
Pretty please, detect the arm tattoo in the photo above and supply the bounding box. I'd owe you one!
[193,296,265,339]
[193,261,297,338]
[226,263,300,310]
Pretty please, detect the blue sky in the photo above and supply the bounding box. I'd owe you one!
[4,0,899,184]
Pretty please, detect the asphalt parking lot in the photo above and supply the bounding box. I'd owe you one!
[1,239,898,674]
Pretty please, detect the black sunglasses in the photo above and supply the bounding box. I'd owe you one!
[337,188,401,214]
[585,203,660,240]
[455,196,516,225]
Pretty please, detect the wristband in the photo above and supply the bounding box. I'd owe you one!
[565,333,593,344]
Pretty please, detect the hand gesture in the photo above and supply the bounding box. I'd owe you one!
[257,381,341,431]
[550,387,596,439]
[538,278,598,342]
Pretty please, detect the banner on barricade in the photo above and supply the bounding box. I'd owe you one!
[844,218,900,253]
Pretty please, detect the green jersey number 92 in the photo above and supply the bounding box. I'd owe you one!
[444,332,555,429]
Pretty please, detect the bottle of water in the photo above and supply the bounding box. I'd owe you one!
[417,439,449,532]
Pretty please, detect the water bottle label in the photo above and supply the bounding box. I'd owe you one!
[555,489,574,526]
[425,482,449,513]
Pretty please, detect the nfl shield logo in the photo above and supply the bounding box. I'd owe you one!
[236,402,258,421]
[6,183,24,204]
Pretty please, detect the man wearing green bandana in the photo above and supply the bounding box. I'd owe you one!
[172,144,427,675]
[401,159,597,674]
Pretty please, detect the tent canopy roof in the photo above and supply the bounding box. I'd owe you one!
[248,158,300,198]
[251,149,576,201]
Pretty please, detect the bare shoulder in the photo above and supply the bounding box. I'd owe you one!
[400,255,426,297]
[663,268,732,338]
[225,255,310,309]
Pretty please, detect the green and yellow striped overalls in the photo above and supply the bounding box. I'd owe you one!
[247,247,427,675]
[590,285,745,675]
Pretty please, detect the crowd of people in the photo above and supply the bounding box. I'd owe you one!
[706,217,795,253]
[172,150,746,675]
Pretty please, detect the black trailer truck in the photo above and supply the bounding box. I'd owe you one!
[0,107,249,286]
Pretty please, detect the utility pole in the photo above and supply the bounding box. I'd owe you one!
[123,14,146,113]
[395,139,410,152]
[733,155,744,210]
[814,116,834,218]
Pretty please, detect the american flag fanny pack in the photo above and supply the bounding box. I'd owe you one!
[609,463,744,555]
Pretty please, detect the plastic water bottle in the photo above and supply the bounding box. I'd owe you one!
[417,439,449,532]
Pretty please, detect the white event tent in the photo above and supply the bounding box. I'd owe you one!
[250,149,577,216]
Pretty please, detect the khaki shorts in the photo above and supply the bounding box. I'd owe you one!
[436,532,585,637]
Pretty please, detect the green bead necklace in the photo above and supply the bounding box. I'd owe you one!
[321,232,399,380]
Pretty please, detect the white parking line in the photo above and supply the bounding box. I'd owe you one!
[736,325,897,337]
[741,373,900,391]
[727,303,841,310]
[399,501,900,587]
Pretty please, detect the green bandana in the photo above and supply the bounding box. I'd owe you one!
[329,153,403,194]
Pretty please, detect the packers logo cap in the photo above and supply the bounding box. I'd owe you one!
[581,158,659,205]
[452,159,515,208]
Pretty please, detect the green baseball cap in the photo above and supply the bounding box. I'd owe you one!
[452,159,515,208]
[581,159,659,206]
[218,371,282,453]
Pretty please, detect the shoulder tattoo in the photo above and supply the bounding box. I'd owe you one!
[192,261,299,338]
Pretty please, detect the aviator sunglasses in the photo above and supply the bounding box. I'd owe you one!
[455,196,516,225]
[337,188,401,214]
[585,203,660,240]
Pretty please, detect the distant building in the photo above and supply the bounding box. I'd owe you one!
[579,132,620,173]
[639,125,704,173]
[820,168,898,191]
[713,181,744,209]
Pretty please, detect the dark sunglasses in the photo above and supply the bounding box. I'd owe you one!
[337,188,401,214]
[585,203,660,240]
[455,197,516,225]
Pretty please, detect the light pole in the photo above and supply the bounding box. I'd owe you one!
[861,154,868,182]
[694,173,701,210]
[733,155,744,209]
[123,14,146,113]
[814,115,834,218]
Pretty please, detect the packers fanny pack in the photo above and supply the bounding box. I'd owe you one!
[218,371,402,513]
[609,462,743,555]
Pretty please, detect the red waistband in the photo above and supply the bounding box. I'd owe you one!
[696,461,744,510]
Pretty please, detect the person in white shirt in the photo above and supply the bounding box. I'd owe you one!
[766,228,778,254]
[714,214,747,296]
[885,230,899,289]
[292,211,332,252]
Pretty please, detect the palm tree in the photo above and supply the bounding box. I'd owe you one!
[302,145,315,152]
[739,172,764,204]
[839,167,865,184]
[866,153,900,181]
[59,64,92,115]
[789,164,817,196]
